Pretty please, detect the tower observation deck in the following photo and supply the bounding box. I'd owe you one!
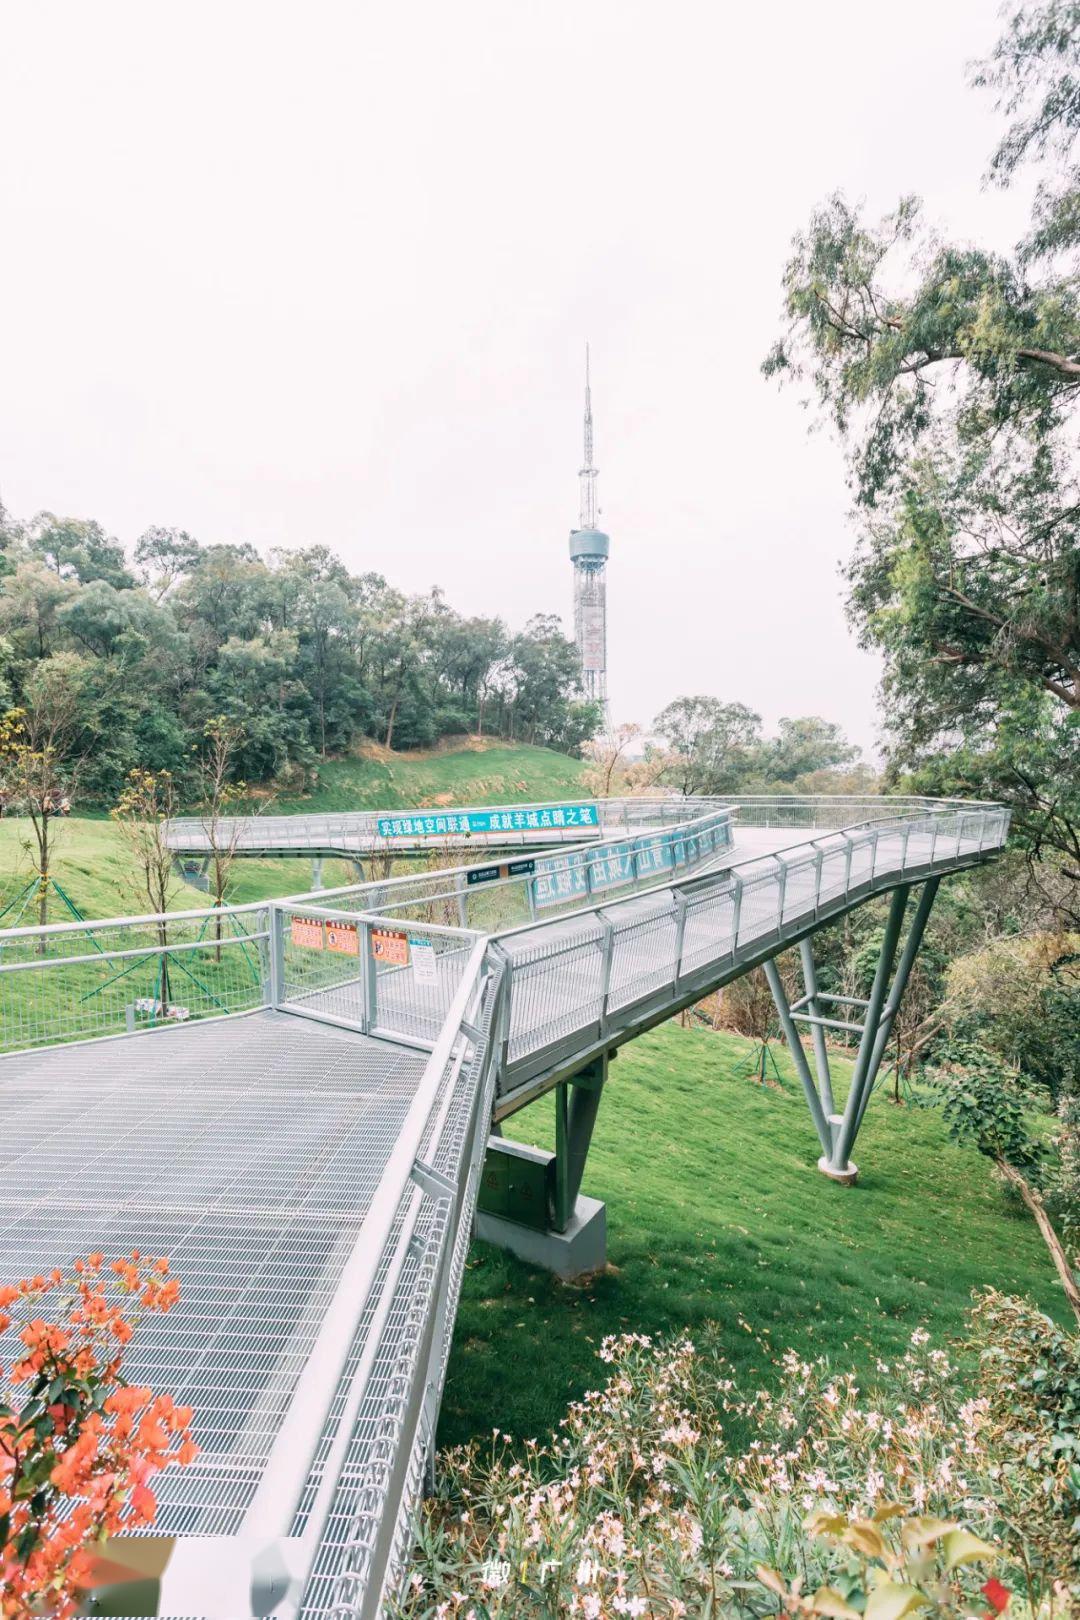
[569,346,610,720]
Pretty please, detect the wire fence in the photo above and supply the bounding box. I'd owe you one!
[0,904,271,1054]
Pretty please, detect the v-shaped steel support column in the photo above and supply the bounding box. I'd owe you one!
[764,877,940,1183]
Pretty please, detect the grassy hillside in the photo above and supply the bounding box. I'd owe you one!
[0,740,589,924]
[440,1021,1066,1447]
[268,740,589,813]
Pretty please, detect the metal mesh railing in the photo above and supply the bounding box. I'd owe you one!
[0,797,1006,1058]
[164,795,731,859]
[491,804,1010,1085]
[315,959,507,1620]
[0,904,270,1054]
[331,807,736,933]
[273,902,480,1049]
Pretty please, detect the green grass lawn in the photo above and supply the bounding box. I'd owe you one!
[440,1021,1067,1447]
[0,741,589,925]
[268,742,589,814]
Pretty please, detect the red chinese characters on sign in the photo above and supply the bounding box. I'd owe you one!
[326,921,359,956]
[370,927,409,966]
[291,917,324,950]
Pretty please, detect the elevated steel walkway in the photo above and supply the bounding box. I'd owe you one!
[0,796,1009,1616]
[163,795,724,872]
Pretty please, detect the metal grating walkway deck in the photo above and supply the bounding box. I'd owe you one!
[1,1012,427,1540]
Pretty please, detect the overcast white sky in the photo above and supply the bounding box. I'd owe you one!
[0,1,1035,755]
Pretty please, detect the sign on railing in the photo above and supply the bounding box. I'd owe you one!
[374,803,601,839]
[532,812,733,909]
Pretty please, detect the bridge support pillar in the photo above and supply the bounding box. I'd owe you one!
[765,878,940,1182]
[175,856,210,893]
[310,855,324,891]
[475,1055,609,1278]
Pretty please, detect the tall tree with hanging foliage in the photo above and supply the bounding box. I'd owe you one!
[764,1,1080,922]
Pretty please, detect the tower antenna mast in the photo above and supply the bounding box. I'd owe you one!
[569,344,611,733]
[579,343,598,530]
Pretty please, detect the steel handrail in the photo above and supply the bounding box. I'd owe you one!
[155,930,491,1618]
[490,802,974,944]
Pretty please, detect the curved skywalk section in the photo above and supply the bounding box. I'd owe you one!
[0,796,1009,1618]
[163,795,725,862]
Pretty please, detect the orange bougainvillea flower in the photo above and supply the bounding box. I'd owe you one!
[0,1254,197,1620]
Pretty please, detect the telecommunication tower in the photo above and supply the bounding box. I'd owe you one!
[569,346,611,726]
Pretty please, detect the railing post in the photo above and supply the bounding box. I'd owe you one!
[730,875,743,953]
[599,913,615,1035]
[843,834,854,895]
[361,919,378,1035]
[268,904,285,1009]
[813,844,824,923]
[673,890,688,985]
[775,857,788,932]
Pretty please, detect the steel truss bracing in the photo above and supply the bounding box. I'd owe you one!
[764,877,941,1181]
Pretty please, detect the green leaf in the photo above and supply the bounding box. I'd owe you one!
[901,1514,958,1551]
[810,1587,863,1619]
[942,1528,997,1568]
[864,1584,930,1620]
[842,1520,887,1560]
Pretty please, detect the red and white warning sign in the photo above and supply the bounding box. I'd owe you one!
[290,917,324,951]
[326,921,359,956]
[370,927,409,966]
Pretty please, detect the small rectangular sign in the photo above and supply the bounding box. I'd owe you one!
[507,858,536,877]
[376,803,600,839]
[290,917,324,950]
[408,936,439,987]
[370,927,409,966]
[326,921,359,956]
[466,864,502,887]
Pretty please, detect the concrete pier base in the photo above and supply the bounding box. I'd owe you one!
[475,1196,607,1279]
[817,1155,859,1186]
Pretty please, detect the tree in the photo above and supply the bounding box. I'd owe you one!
[133,527,201,601]
[196,717,252,954]
[0,498,605,806]
[652,696,763,795]
[0,657,88,932]
[932,1043,1080,1326]
[764,3,1080,914]
[27,514,134,589]
[582,723,672,799]
[0,561,77,660]
[110,770,180,1005]
[764,715,858,783]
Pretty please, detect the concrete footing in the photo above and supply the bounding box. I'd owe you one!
[475,1195,607,1279]
[817,1155,859,1186]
